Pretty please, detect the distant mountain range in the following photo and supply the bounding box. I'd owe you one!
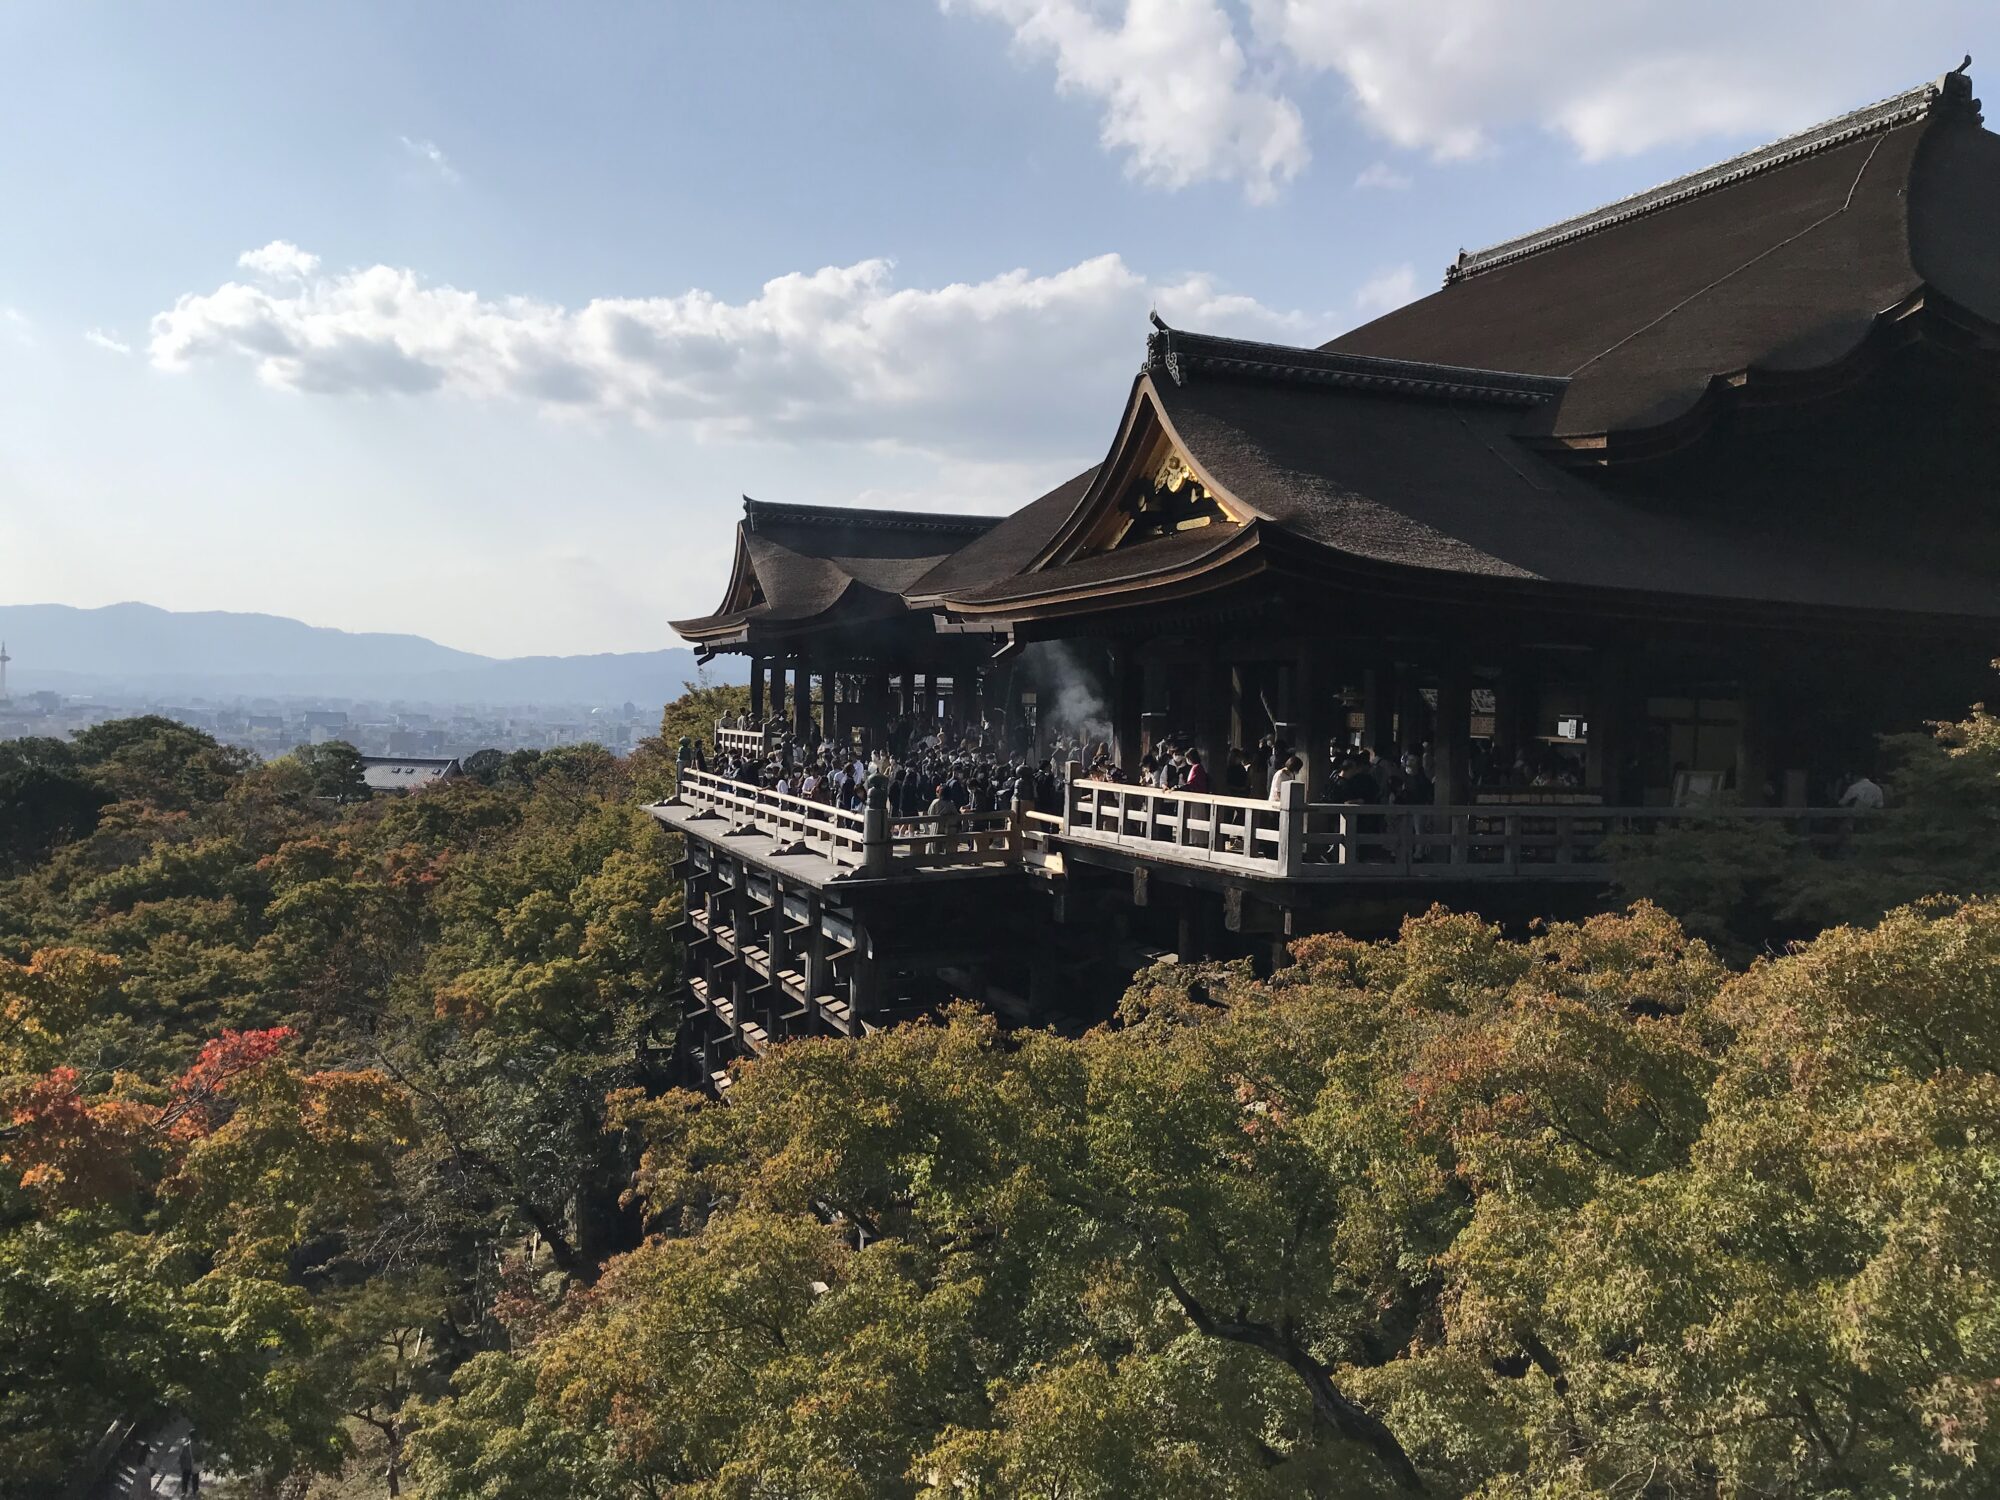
[0,603,745,706]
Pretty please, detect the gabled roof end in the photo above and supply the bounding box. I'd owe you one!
[1447,59,1983,285]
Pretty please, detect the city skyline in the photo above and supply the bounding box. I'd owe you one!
[3,2,1995,655]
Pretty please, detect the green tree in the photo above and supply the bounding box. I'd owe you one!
[289,740,372,802]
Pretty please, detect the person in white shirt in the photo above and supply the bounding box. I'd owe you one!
[1839,772,1884,810]
[1268,753,1303,802]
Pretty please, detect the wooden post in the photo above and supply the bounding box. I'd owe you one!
[1064,759,1082,833]
[1276,777,1306,878]
[861,799,891,876]
[1736,669,1772,807]
[1293,649,1320,797]
[1113,644,1144,774]
[770,657,788,721]
[804,896,829,1006]
[851,925,880,1029]
[767,880,790,1025]
[1435,660,1473,807]
[1363,664,1395,757]
[1200,656,1231,786]
[1492,658,1538,774]
[1396,669,1424,755]
[1586,648,1624,799]
[749,657,766,723]
[792,647,814,744]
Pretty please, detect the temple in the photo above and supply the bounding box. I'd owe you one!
[653,64,2000,1090]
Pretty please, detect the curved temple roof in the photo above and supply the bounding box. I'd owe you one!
[1325,62,1997,447]
[676,65,2000,653]
[671,499,1002,645]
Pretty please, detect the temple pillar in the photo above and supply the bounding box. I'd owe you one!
[1396,670,1425,755]
[1736,669,1773,807]
[770,657,788,721]
[1113,644,1144,774]
[868,672,890,749]
[1586,648,1627,800]
[792,647,814,743]
[1292,649,1320,797]
[1200,655,1231,786]
[1492,658,1537,771]
[749,657,766,723]
[1434,659,1473,806]
[1363,664,1395,757]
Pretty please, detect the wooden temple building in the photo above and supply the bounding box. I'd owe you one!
[653,65,2000,1085]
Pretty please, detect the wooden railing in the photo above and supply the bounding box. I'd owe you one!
[715,720,775,757]
[673,769,1866,886]
[1064,779,1293,873]
[675,768,868,865]
[1060,776,1864,882]
[669,769,1023,874]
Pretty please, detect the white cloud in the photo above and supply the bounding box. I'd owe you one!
[1,307,33,344]
[1353,160,1410,190]
[399,135,461,183]
[238,241,322,281]
[148,247,1320,459]
[947,0,1309,202]
[83,329,132,355]
[1353,263,1418,317]
[949,0,1987,192]
[1248,0,1988,163]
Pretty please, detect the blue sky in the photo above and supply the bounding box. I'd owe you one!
[2,1,1994,656]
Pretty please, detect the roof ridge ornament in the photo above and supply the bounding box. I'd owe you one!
[1444,61,1980,285]
[1146,309,1184,386]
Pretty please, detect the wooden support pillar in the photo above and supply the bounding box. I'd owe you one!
[868,672,890,747]
[1586,648,1627,800]
[917,673,932,723]
[726,873,750,1049]
[1293,649,1320,797]
[850,924,881,1027]
[1229,665,1249,754]
[1113,644,1144,773]
[1434,659,1473,806]
[792,647,814,743]
[1736,670,1773,807]
[748,657,766,722]
[898,671,915,715]
[1396,670,1424,755]
[1200,655,1231,785]
[767,880,790,1032]
[1363,663,1395,757]
[1492,658,1537,770]
[770,657,788,721]
[804,898,829,1006]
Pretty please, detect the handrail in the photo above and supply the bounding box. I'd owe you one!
[672,770,1020,873]
[670,768,1869,885]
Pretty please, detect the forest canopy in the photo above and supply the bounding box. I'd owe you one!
[2,691,1997,1499]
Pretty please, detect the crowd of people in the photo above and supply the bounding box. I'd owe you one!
[682,709,1539,820]
[681,711,1886,820]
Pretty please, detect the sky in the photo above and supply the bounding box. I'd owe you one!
[1,1,1995,658]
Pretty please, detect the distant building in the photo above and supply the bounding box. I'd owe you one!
[359,755,464,794]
